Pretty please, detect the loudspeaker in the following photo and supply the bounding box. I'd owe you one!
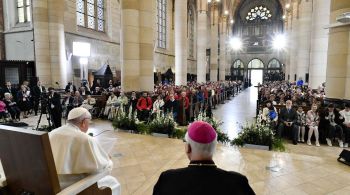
[338,149,350,166]
[305,73,309,83]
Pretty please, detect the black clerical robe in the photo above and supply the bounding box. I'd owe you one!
[153,160,255,195]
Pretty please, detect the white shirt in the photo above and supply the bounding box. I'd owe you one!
[340,109,350,125]
[49,124,120,194]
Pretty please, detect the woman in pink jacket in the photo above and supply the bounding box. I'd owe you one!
[0,99,7,120]
[306,104,320,146]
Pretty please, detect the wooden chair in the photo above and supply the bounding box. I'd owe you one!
[0,125,112,195]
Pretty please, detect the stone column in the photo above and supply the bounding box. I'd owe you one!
[175,0,187,86]
[33,0,52,86]
[309,0,331,89]
[325,0,350,99]
[0,0,5,59]
[196,0,207,83]
[288,1,299,81]
[139,0,154,91]
[121,0,154,91]
[210,7,218,82]
[219,18,227,81]
[296,0,312,82]
[48,0,67,87]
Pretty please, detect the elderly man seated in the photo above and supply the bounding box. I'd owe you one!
[49,107,120,194]
[153,121,255,195]
[81,95,96,112]
[277,100,299,145]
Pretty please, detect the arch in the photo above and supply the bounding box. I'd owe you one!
[248,58,264,69]
[232,59,244,69]
[267,58,281,68]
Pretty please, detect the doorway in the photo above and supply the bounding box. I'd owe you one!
[250,69,263,86]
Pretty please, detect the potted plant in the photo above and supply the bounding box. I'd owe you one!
[112,107,138,131]
[194,111,230,143]
[148,112,176,137]
[231,121,285,151]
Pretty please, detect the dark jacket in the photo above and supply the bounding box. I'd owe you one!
[164,99,179,114]
[32,85,46,98]
[279,107,297,124]
[65,84,77,93]
[153,160,255,195]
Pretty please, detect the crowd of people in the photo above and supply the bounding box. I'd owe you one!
[258,81,350,148]
[0,79,243,128]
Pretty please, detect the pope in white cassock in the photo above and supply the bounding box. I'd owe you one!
[49,107,120,194]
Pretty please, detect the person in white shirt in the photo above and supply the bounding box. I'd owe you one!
[152,95,165,115]
[49,107,120,194]
[340,103,350,148]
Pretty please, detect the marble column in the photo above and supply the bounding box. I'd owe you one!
[48,0,67,87]
[197,0,207,83]
[121,0,154,91]
[0,0,5,60]
[219,18,227,81]
[210,7,218,82]
[309,0,331,89]
[175,0,187,86]
[325,0,350,99]
[296,0,312,82]
[288,1,299,81]
[33,0,52,86]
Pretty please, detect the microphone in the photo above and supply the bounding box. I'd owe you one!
[88,133,94,137]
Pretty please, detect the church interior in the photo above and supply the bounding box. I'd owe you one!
[1,0,350,194]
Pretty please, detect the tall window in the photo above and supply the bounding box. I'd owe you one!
[17,0,31,23]
[76,0,105,32]
[188,8,195,58]
[157,0,167,49]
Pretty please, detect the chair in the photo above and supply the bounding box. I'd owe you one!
[0,125,112,195]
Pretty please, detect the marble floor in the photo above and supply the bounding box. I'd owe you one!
[14,88,350,194]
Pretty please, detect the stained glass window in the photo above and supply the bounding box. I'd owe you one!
[157,0,167,49]
[246,6,272,21]
[188,8,195,58]
[17,0,31,23]
[76,0,105,32]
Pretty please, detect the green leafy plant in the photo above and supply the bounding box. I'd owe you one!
[194,111,230,143]
[148,112,176,136]
[231,122,285,151]
[112,107,138,130]
[136,121,150,134]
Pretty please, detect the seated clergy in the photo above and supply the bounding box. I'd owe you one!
[153,121,255,195]
[277,100,299,145]
[49,107,120,194]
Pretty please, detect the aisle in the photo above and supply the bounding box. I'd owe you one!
[212,87,258,139]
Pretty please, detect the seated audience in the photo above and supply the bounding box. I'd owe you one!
[261,101,278,126]
[62,92,74,118]
[153,121,255,195]
[72,91,84,107]
[104,92,118,117]
[277,100,299,145]
[17,85,31,118]
[296,105,306,143]
[49,107,120,194]
[81,95,96,111]
[129,91,138,114]
[340,103,350,148]
[306,104,320,146]
[4,93,20,121]
[0,99,7,121]
[324,104,344,147]
[65,81,76,93]
[116,92,129,111]
[137,92,152,121]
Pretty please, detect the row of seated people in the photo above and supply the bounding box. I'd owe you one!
[261,100,350,147]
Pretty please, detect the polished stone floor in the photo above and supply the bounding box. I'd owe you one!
[15,88,350,194]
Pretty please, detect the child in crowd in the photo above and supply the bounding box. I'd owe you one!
[296,105,306,143]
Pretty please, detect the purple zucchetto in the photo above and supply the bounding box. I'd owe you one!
[188,121,217,144]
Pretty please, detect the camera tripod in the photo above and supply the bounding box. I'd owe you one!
[36,96,53,131]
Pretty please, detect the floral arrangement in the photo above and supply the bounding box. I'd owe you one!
[112,106,138,130]
[148,112,176,136]
[231,121,285,151]
[194,111,230,143]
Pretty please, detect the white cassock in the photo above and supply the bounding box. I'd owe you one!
[49,124,120,195]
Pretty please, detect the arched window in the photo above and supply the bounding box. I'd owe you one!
[233,60,244,69]
[76,0,105,32]
[248,59,264,68]
[246,6,272,21]
[188,7,195,58]
[157,0,167,49]
[268,59,281,68]
[17,0,31,23]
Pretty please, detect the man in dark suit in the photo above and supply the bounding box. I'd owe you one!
[2,81,17,101]
[32,80,46,115]
[65,81,77,93]
[277,100,298,145]
[153,121,255,195]
[48,87,62,129]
